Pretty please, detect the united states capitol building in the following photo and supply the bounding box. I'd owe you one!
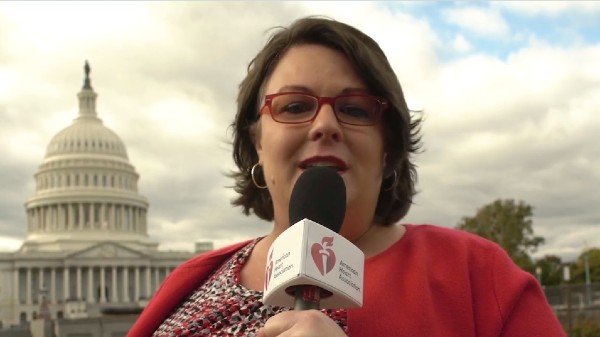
[0,63,210,332]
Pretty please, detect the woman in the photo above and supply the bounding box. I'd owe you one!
[128,17,565,337]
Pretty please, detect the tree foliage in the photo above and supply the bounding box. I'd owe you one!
[533,255,564,286]
[456,199,545,271]
[572,247,600,284]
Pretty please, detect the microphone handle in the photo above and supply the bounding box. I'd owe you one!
[294,285,321,310]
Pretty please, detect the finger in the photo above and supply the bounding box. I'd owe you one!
[259,311,299,337]
[259,310,329,337]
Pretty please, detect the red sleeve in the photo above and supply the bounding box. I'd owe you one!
[491,249,566,336]
[126,241,251,337]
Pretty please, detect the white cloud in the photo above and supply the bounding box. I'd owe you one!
[452,34,472,53]
[444,6,509,38]
[0,236,22,252]
[497,1,600,16]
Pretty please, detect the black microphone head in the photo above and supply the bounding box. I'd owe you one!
[289,167,346,233]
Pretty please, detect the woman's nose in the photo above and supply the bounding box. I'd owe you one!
[308,103,343,142]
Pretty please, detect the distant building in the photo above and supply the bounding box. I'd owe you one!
[0,62,211,329]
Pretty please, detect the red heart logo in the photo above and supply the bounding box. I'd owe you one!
[265,250,274,290]
[311,236,336,275]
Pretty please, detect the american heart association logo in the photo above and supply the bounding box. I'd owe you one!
[264,249,274,290]
[311,236,336,276]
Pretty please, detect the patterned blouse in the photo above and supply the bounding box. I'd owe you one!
[152,238,348,336]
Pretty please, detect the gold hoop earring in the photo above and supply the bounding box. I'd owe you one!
[384,170,397,192]
[251,163,268,189]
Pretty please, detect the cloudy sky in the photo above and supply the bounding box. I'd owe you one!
[1,1,599,262]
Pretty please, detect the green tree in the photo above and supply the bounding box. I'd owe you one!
[534,255,563,286]
[572,247,600,284]
[456,199,545,271]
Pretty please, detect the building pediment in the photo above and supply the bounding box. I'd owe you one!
[67,241,147,260]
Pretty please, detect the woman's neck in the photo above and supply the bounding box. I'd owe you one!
[352,223,406,258]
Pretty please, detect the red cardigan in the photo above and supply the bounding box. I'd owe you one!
[127,225,565,336]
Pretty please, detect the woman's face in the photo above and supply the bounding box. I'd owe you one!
[255,44,386,241]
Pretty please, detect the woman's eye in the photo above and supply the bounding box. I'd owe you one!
[339,105,370,119]
[281,102,313,114]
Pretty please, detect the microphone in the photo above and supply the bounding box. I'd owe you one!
[262,167,364,310]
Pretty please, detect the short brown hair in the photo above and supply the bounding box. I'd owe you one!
[230,16,421,225]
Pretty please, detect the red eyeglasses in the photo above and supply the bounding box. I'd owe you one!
[260,92,388,126]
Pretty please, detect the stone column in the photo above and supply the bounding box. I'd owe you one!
[76,267,82,299]
[100,203,106,229]
[48,206,54,230]
[63,267,70,301]
[39,207,44,231]
[145,266,151,298]
[131,208,136,232]
[13,268,19,304]
[122,206,127,231]
[64,204,68,229]
[55,205,60,230]
[59,204,65,230]
[111,266,118,302]
[39,207,45,231]
[46,206,51,230]
[123,266,129,302]
[39,267,45,293]
[134,267,140,301]
[90,203,96,229]
[141,209,145,232]
[110,204,115,230]
[40,206,48,231]
[100,267,106,303]
[50,268,56,304]
[26,268,32,305]
[67,204,75,230]
[37,208,41,231]
[87,267,95,303]
[46,206,50,230]
[120,206,126,230]
[79,203,84,229]
[55,206,59,229]
[139,209,145,233]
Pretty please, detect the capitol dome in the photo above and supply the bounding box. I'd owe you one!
[45,117,128,159]
[45,62,128,160]
[21,62,155,253]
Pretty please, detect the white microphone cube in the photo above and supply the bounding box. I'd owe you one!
[262,219,364,309]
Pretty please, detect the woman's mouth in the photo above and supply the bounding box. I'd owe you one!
[298,156,348,173]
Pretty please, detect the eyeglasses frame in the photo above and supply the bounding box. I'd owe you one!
[259,92,389,126]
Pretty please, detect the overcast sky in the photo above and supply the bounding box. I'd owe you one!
[1,1,599,262]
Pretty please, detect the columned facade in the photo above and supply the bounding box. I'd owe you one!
[25,203,148,234]
[0,62,204,328]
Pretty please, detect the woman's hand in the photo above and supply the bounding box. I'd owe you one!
[257,310,346,337]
